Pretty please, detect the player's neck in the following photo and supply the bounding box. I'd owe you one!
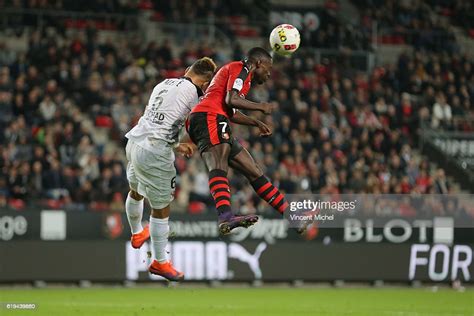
[184,74,205,95]
[244,61,256,73]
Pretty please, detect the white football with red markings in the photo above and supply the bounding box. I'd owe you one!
[269,24,301,56]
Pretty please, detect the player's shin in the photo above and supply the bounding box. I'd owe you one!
[250,175,289,215]
[208,169,233,220]
[149,216,169,263]
[126,192,145,234]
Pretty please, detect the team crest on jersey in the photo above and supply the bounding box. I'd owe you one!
[233,78,244,91]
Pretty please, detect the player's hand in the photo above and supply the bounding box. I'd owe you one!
[256,120,272,137]
[175,143,195,158]
[260,102,274,115]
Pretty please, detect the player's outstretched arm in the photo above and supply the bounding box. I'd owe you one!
[230,110,259,126]
[230,111,272,137]
[226,90,273,114]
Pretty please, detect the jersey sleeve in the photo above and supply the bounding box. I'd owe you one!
[226,63,250,93]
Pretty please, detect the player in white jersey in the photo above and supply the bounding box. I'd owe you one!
[124,57,217,281]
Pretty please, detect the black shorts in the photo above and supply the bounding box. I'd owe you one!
[187,112,243,158]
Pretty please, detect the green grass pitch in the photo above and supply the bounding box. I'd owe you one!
[0,287,473,315]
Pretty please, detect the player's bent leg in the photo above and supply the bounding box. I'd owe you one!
[148,205,184,282]
[229,149,310,234]
[230,148,289,215]
[228,148,263,181]
[129,190,143,200]
[201,142,231,172]
[126,189,150,248]
[202,143,232,219]
[202,143,259,235]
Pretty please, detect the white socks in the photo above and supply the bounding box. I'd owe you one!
[126,192,169,263]
[125,193,144,234]
[150,216,170,263]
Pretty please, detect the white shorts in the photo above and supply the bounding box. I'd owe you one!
[125,140,176,209]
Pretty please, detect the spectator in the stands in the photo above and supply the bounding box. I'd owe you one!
[434,168,450,194]
[432,92,453,129]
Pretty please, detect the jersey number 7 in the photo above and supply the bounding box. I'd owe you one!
[219,122,228,133]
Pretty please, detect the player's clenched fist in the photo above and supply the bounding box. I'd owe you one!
[256,120,272,137]
[175,143,195,158]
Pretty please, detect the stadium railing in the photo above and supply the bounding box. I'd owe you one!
[145,20,232,49]
[313,48,375,73]
[0,8,140,32]
[376,26,460,53]
[0,7,234,57]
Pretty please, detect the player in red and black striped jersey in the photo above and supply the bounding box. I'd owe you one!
[188,47,301,235]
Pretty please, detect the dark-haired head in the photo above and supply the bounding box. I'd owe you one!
[248,47,272,63]
[247,47,272,85]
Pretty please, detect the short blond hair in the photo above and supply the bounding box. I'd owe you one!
[189,57,217,80]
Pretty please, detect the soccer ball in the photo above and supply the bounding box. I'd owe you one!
[269,24,301,57]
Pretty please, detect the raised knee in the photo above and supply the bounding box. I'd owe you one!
[151,208,169,219]
[249,165,263,182]
[129,190,143,201]
[215,164,229,172]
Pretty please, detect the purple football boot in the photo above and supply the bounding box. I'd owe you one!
[218,212,259,235]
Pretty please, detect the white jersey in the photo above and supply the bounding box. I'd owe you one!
[125,77,201,154]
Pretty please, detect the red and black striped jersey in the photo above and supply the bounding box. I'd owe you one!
[191,60,252,118]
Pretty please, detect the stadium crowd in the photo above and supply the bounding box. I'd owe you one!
[1,26,471,214]
[1,0,473,214]
[427,0,474,35]
[352,0,461,52]
[0,0,140,14]
[2,0,470,53]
